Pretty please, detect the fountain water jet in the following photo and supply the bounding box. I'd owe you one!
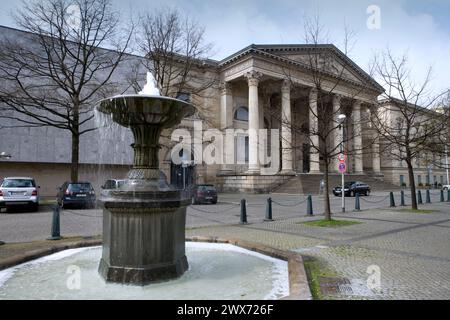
[97,73,195,285]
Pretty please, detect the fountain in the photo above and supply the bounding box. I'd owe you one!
[97,73,195,285]
[0,73,292,300]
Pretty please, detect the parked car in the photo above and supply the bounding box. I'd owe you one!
[191,184,218,204]
[443,184,450,190]
[57,181,96,209]
[100,179,127,197]
[333,181,371,197]
[0,177,39,211]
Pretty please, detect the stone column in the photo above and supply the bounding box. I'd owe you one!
[309,88,321,173]
[372,134,381,174]
[352,101,363,173]
[245,71,262,174]
[332,94,342,173]
[280,79,294,174]
[219,81,233,173]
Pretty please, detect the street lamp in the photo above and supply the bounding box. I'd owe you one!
[445,137,449,185]
[337,114,347,213]
[0,152,11,160]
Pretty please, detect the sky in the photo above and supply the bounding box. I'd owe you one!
[1,0,449,96]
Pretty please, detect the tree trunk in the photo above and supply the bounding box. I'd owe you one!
[323,159,331,220]
[71,131,80,182]
[406,159,418,210]
[71,100,80,182]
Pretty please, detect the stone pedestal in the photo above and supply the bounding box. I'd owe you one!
[99,187,190,285]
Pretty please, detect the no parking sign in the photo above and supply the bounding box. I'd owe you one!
[338,162,346,173]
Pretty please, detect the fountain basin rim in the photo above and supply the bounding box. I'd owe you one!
[99,94,193,106]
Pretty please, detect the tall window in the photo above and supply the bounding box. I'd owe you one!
[234,106,249,121]
[400,175,404,186]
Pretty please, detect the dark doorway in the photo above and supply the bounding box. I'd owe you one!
[302,143,310,173]
[170,162,196,189]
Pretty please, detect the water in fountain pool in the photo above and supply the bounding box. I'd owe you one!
[0,242,289,300]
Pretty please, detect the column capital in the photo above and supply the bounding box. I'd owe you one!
[219,81,232,95]
[244,71,263,86]
[281,79,291,93]
[353,100,362,109]
[309,87,318,101]
[332,94,342,106]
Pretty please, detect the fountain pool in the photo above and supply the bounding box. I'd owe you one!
[0,242,289,300]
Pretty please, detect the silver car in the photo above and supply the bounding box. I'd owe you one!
[0,177,40,212]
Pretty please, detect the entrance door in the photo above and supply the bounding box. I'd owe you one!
[302,143,310,173]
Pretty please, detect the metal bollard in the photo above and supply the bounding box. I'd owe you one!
[440,189,444,202]
[400,190,406,206]
[307,195,313,216]
[426,189,431,203]
[417,190,423,204]
[47,205,61,240]
[447,190,450,202]
[354,192,360,211]
[389,192,396,207]
[264,197,273,221]
[240,199,247,224]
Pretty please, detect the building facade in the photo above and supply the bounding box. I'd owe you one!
[0,26,447,196]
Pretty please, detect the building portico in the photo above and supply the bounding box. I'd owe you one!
[215,44,384,192]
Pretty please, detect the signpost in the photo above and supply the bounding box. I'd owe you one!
[338,153,346,213]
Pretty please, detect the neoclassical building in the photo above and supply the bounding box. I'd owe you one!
[167,44,387,192]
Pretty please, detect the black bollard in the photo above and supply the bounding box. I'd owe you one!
[418,190,423,204]
[307,195,313,216]
[426,189,431,203]
[354,192,360,211]
[440,189,444,202]
[47,205,61,240]
[264,197,273,221]
[400,190,406,206]
[389,192,396,207]
[240,199,247,224]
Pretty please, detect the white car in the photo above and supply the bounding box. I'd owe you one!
[0,177,40,212]
[443,185,450,190]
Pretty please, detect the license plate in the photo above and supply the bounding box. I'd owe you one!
[205,197,213,200]
[76,194,87,197]
[10,191,26,196]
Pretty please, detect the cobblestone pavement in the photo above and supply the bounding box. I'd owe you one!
[1,191,449,299]
[186,202,450,300]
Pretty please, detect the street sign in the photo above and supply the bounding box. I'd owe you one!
[338,153,346,162]
[338,162,346,173]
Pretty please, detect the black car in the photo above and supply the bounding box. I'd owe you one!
[191,184,218,204]
[333,181,371,197]
[57,182,96,209]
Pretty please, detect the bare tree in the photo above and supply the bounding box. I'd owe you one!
[0,0,133,181]
[370,49,449,210]
[134,8,215,99]
[279,16,377,220]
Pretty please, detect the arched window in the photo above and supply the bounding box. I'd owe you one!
[234,106,249,121]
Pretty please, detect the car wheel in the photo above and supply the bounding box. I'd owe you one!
[31,203,39,212]
[212,199,217,204]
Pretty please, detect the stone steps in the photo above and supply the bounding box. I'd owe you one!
[273,173,401,195]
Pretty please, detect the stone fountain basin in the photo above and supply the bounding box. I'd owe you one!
[0,243,289,300]
[98,94,195,128]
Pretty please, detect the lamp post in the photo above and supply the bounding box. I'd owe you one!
[445,138,449,185]
[337,114,347,213]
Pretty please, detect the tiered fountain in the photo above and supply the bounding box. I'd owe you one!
[97,73,195,284]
